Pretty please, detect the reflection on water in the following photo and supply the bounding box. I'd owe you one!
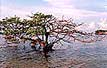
[0,35,107,68]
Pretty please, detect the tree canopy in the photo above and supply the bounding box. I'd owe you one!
[0,12,106,53]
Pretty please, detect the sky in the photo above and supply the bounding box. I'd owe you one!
[0,0,107,32]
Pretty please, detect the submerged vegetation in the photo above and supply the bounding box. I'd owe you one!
[0,12,106,57]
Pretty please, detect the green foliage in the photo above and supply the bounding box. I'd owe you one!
[29,12,52,26]
[1,12,53,38]
[26,27,45,36]
[1,16,22,36]
[4,29,13,35]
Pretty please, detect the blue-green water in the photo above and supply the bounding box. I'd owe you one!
[0,35,107,68]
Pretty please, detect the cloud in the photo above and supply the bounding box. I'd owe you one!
[98,18,107,30]
[75,22,97,32]
[43,0,107,32]
[105,5,107,9]
[1,0,107,20]
[1,0,107,32]
[44,0,106,12]
[76,18,107,32]
[43,0,73,8]
[0,6,31,19]
[43,0,107,19]
[0,5,104,19]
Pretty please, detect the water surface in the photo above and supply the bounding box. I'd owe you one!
[0,35,107,68]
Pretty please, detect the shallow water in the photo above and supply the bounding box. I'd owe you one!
[0,35,107,68]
